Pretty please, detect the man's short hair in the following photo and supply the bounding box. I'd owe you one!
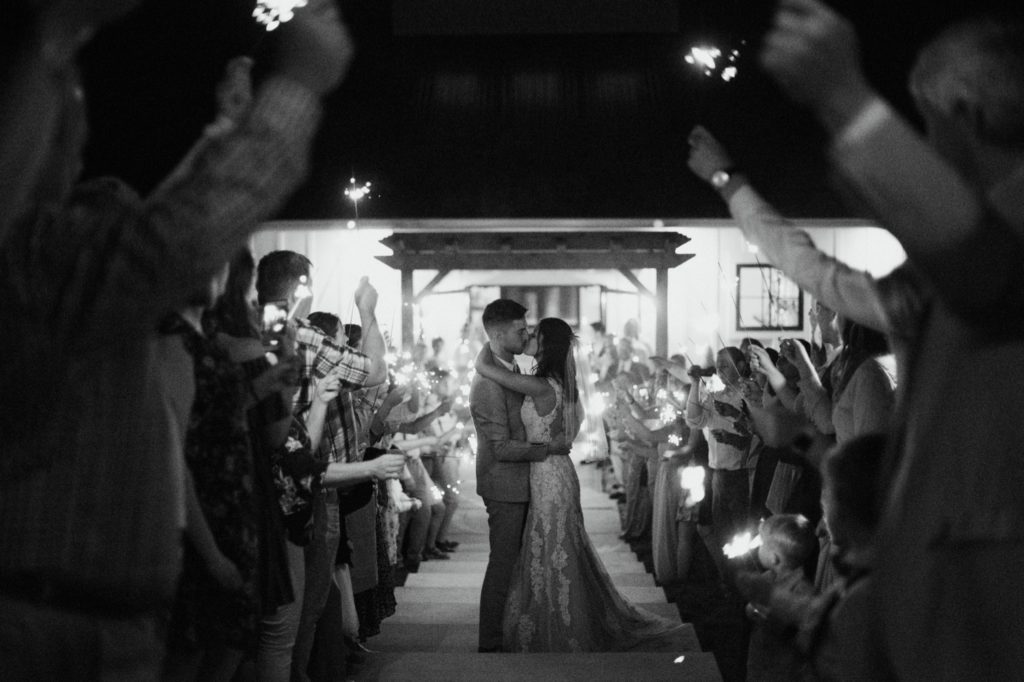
[910,16,1024,148]
[482,299,527,331]
[761,514,817,569]
[256,250,311,305]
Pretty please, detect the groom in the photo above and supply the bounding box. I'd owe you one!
[471,299,569,652]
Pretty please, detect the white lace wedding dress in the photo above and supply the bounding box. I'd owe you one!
[502,378,681,652]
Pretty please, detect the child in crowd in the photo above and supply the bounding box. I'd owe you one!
[739,433,888,681]
[744,514,817,681]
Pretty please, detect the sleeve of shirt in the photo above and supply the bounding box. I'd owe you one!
[797,374,836,436]
[830,98,1024,322]
[684,385,712,429]
[470,380,548,463]
[297,323,371,387]
[728,184,892,335]
[90,77,323,334]
[848,360,896,437]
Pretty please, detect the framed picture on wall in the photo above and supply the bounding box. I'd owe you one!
[735,264,804,331]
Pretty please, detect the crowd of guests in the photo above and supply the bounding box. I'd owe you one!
[590,2,1024,680]
[590,307,893,679]
[2,0,1023,681]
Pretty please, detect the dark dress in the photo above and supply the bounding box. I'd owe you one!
[238,355,295,614]
[165,315,260,651]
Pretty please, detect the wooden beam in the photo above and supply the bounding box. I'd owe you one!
[380,231,690,254]
[401,269,414,348]
[377,252,694,271]
[656,267,669,357]
[618,268,654,298]
[413,269,451,303]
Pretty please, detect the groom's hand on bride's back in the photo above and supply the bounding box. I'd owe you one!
[545,436,571,457]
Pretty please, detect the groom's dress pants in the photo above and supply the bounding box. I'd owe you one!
[479,498,529,650]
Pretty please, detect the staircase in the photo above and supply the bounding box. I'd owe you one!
[352,461,722,681]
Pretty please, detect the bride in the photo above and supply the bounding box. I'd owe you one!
[476,318,681,652]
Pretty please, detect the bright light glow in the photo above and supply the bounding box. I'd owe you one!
[723,531,762,559]
[294,283,313,301]
[685,46,722,72]
[588,392,607,417]
[668,434,682,447]
[746,240,759,253]
[253,0,307,31]
[674,656,687,664]
[347,220,357,230]
[685,45,741,82]
[680,465,705,506]
[345,180,372,203]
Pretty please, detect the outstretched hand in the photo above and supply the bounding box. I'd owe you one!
[272,0,355,96]
[686,126,734,182]
[760,0,874,130]
[354,276,378,313]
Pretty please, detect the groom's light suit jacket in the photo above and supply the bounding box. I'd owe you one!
[471,373,548,502]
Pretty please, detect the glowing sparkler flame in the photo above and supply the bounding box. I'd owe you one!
[684,45,742,82]
[723,531,762,559]
[253,0,308,31]
[680,465,705,506]
[685,46,721,71]
[345,177,372,203]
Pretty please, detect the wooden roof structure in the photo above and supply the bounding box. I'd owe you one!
[377,231,694,352]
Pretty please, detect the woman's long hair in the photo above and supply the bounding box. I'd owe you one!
[208,248,259,339]
[534,318,581,436]
[823,319,890,399]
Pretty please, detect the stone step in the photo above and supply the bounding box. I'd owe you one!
[395,585,671,606]
[369,622,703,654]
[381,600,682,627]
[351,651,723,681]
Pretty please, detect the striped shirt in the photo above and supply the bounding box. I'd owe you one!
[0,77,322,607]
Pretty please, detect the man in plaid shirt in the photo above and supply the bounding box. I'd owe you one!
[255,250,387,681]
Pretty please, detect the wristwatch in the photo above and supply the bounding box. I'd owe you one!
[710,167,737,190]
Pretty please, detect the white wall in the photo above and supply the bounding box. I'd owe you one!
[251,221,905,356]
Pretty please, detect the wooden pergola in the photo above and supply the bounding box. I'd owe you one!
[376,231,694,354]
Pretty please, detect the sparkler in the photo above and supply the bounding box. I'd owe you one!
[679,465,705,506]
[344,177,372,222]
[253,0,308,31]
[723,531,762,559]
[684,45,743,82]
[287,274,313,320]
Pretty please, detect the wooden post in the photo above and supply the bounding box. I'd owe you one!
[656,267,669,357]
[401,268,414,349]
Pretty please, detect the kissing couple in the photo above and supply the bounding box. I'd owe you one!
[470,299,680,653]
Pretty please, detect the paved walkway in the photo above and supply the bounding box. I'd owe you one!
[353,459,722,680]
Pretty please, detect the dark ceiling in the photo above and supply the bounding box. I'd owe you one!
[80,0,1013,221]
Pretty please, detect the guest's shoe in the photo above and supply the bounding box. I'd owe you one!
[436,540,459,552]
[405,560,420,573]
[423,547,450,560]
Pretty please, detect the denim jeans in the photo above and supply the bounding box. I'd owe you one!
[255,540,305,682]
[291,493,341,682]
